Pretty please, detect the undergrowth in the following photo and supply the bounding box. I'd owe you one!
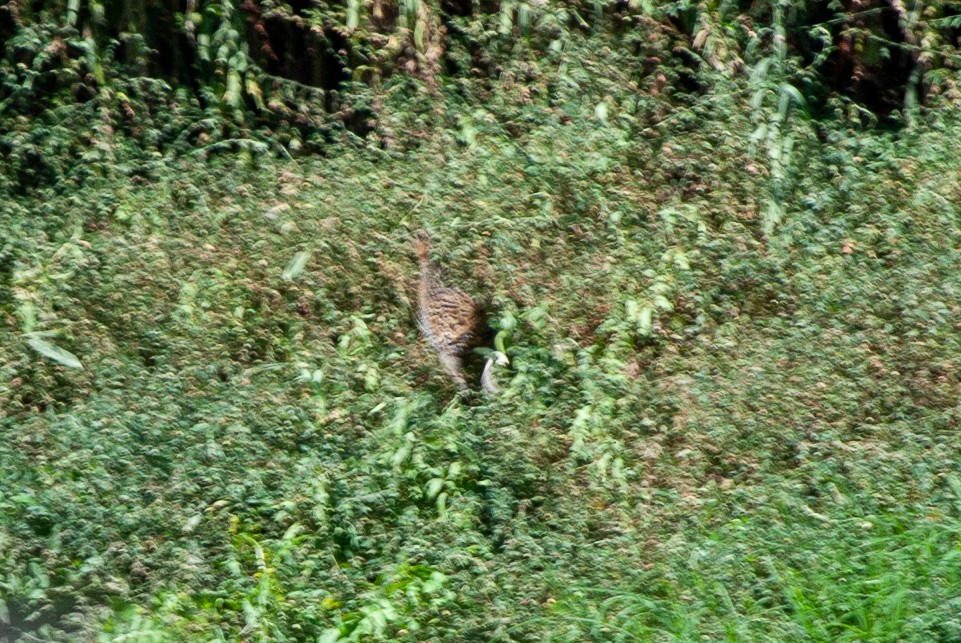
[3,7,961,642]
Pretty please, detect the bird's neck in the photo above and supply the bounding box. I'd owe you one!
[419,259,442,292]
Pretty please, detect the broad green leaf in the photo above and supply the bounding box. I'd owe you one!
[245,74,264,110]
[282,523,303,541]
[26,337,83,369]
[596,452,611,476]
[653,294,673,311]
[224,69,242,107]
[66,0,80,26]
[414,19,426,51]
[282,250,312,281]
[436,491,448,518]
[499,2,514,34]
[391,440,412,468]
[518,3,531,32]
[638,306,654,336]
[346,0,359,29]
[494,330,510,354]
[426,477,445,500]
[595,101,608,124]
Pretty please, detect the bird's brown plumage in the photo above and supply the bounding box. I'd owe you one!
[414,231,484,386]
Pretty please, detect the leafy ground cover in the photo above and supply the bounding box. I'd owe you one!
[3,6,961,641]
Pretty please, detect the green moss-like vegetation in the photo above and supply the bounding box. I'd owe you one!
[3,1,961,641]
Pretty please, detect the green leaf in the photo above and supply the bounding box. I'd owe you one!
[638,306,653,336]
[750,57,772,83]
[66,0,80,26]
[673,249,690,270]
[595,101,608,124]
[946,475,961,514]
[346,0,360,29]
[245,74,265,110]
[426,477,445,500]
[518,3,531,32]
[391,440,412,468]
[494,330,510,354]
[436,491,448,518]
[224,69,242,108]
[282,523,303,541]
[414,19,426,51]
[499,2,514,34]
[26,337,83,369]
[653,294,673,311]
[282,250,312,281]
[319,628,341,643]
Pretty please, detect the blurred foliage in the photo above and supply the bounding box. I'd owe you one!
[3,0,961,641]
[2,0,960,169]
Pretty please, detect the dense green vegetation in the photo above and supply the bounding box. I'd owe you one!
[3,1,961,641]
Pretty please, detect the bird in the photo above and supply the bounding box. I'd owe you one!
[413,230,502,393]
